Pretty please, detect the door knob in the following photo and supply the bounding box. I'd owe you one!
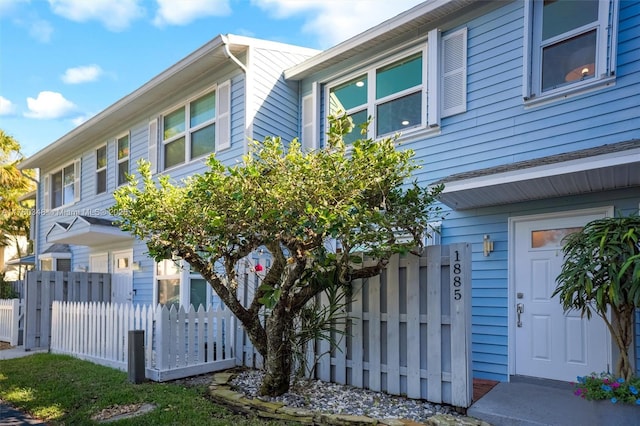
[517,303,524,327]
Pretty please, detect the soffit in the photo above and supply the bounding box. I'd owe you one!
[433,140,640,210]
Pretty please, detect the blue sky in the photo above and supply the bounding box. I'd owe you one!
[0,0,423,157]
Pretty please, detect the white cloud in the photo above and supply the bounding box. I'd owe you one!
[24,91,77,119]
[27,18,54,43]
[153,0,231,27]
[0,0,29,18]
[252,0,424,47]
[0,96,17,115]
[48,0,145,32]
[61,65,103,84]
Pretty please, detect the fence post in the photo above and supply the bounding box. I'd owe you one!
[449,243,473,408]
[128,330,145,383]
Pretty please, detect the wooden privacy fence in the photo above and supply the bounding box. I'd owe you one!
[236,244,473,408]
[50,302,236,382]
[0,299,23,346]
[24,271,111,350]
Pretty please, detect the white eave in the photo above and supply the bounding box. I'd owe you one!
[285,0,479,80]
[432,140,640,210]
[46,216,133,246]
[20,34,318,171]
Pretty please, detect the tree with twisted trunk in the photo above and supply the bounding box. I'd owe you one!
[111,114,443,396]
[553,214,640,380]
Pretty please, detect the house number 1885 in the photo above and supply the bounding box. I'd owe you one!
[453,250,462,300]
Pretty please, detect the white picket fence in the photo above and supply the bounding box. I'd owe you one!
[0,299,22,346]
[50,301,236,381]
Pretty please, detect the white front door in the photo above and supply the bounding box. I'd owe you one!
[112,250,133,305]
[513,209,611,382]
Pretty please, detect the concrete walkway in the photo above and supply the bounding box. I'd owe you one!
[0,346,47,361]
[468,376,640,426]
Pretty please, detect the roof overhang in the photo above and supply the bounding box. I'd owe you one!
[285,0,483,80]
[6,255,35,266]
[433,141,640,210]
[46,216,133,246]
[20,34,318,171]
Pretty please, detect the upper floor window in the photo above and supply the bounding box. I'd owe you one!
[46,160,80,209]
[526,0,617,101]
[329,51,424,141]
[162,90,216,170]
[314,27,467,148]
[117,134,130,186]
[96,145,107,194]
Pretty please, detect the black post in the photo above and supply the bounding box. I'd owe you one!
[128,330,145,383]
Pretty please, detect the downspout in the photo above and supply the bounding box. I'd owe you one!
[221,34,247,73]
[22,169,39,274]
[220,34,251,156]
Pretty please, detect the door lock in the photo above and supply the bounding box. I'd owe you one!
[516,303,524,327]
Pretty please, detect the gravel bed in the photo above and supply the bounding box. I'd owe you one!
[229,369,460,423]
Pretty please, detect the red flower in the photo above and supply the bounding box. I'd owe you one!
[255,264,263,272]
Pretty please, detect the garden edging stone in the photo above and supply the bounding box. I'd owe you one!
[209,372,491,426]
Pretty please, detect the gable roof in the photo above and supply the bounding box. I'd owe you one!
[20,34,318,171]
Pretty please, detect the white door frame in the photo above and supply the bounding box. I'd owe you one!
[507,206,614,379]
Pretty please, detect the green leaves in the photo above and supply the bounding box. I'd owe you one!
[552,213,640,378]
[110,112,443,318]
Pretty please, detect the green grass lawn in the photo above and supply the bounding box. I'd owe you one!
[0,353,296,425]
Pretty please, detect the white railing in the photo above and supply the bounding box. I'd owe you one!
[0,299,22,346]
[51,301,236,382]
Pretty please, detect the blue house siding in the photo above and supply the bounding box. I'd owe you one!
[408,1,640,186]
[251,47,313,143]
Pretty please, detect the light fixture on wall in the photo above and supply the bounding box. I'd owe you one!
[131,261,142,271]
[74,265,88,272]
[483,234,494,257]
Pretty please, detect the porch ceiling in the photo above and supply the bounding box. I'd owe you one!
[432,140,640,210]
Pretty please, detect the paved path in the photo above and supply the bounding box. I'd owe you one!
[0,401,46,425]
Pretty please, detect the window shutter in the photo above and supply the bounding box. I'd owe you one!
[216,80,231,152]
[43,175,50,210]
[74,159,81,202]
[148,119,158,174]
[301,82,318,151]
[424,221,442,246]
[441,27,467,118]
[427,29,441,127]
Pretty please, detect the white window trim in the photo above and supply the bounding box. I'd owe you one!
[96,144,107,194]
[153,258,217,309]
[523,0,618,106]
[39,252,72,271]
[47,159,80,211]
[116,132,130,187]
[325,44,427,141]
[161,85,218,172]
[322,27,466,145]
